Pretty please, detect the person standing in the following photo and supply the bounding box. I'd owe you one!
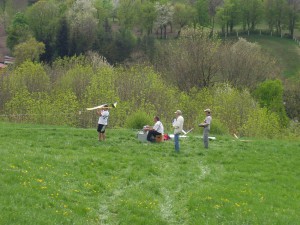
[144,116,164,143]
[173,110,184,152]
[199,109,212,148]
[96,105,109,141]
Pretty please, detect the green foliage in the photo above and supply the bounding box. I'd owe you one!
[4,89,33,122]
[8,61,50,94]
[284,120,300,139]
[208,118,229,135]
[49,90,80,126]
[107,28,137,63]
[6,12,31,51]
[1,55,296,138]
[67,0,99,54]
[212,84,257,134]
[241,107,281,138]
[57,64,94,101]
[253,79,289,127]
[124,110,153,129]
[13,37,45,65]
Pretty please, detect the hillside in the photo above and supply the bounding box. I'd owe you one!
[232,35,300,79]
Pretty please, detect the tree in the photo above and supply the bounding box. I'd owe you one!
[8,61,50,94]
[13,37,45,65]
[0,0,13,31]
[216,0,240,34]
[264,0,288,34]
[239,0,263,31]
[25,0,61,62]
[155,26,221,91]
[55,17,70,57]
[173,3,195,37]
[116,0,139,31]
[287,0,300,37]
[218,38,279,90]
[283,80,300,120]
[208,0,224,34]
[196,0,210,27]
[6,12,31,51]
[139,1,157,36]
[67,0,99,55]
[253,79,289,127]
[154,2,174,39]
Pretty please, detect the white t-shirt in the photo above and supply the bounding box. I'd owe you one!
[98,110,109,125]
[173,115,184,134]
[153,121,164,134]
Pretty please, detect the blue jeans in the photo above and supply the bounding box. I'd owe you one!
[174,133,180,152]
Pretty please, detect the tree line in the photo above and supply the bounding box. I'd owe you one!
[0,0,299,138]
[0,0,299,64]
[0,53,297,138]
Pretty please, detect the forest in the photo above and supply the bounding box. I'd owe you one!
[0,0,300,138]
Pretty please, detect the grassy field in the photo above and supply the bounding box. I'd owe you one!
[1,121,300,225]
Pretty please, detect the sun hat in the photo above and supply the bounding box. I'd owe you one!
[204,108,211,113]
[174,110,182,115]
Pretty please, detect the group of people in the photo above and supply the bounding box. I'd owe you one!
[96,106,212,151]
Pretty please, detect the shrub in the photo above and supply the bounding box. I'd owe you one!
[125,110,153,129]
[209,118,229,135]
[253,79,289,127]
[240,107,281,138]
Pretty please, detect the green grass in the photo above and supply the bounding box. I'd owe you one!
[1,122,300,225]
[234,34,300,79]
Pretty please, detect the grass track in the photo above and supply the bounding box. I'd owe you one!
[0,122,300,225]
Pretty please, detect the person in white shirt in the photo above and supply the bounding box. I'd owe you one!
[97,105,109,141]
[199,108,212,148]
[173,110,184,152]
[144,116,164,143]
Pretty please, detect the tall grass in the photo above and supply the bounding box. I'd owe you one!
[1,122,299,225]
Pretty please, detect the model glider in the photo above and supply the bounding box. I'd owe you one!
[86,102,117,111]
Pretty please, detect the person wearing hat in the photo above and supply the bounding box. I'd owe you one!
[173,110,184,152]
[96,105,110,141]
[199,109,212,148]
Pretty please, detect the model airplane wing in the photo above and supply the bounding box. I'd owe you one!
[86,104,106,111]
[86,102,117,111]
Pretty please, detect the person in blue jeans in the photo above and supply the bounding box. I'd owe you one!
[172,110,184,152]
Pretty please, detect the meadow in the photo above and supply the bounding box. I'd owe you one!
[1,121,300,225]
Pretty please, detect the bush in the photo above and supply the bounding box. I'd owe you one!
[209,118,229,135]
[240,107,281,138]
[125,110,153,129]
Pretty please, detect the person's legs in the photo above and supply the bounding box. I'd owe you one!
[97,124,106,141]
[203,127,209,148]
[147,130,154,142]
[174,133,180,152]
[147,130,161,142]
